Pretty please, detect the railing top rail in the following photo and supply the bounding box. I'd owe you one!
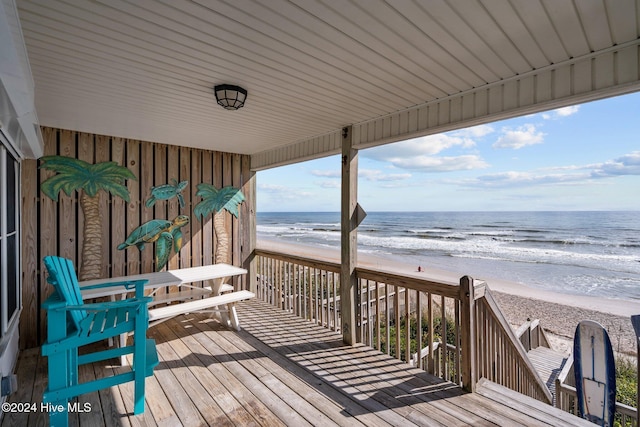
[515,320,533,339]
[256,247,461,299]
[256,248,342,273]
[556,353,574,384]
[356,266,460,298]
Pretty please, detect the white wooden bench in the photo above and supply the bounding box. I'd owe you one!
[148,290,255,331]
[80,264,246,300]
[79,265,250,364]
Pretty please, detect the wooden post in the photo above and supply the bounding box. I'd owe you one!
[460,275,476,392]
[243,164,257,293]
[631,315,640,425]
[341,126,357,345]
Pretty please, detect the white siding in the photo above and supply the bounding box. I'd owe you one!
[253,40,640,170]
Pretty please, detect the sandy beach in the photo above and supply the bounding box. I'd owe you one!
[258,239,640,356]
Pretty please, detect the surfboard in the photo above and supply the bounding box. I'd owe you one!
[573,320,617,426]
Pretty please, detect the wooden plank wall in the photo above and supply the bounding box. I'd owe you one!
[20,127,252,349]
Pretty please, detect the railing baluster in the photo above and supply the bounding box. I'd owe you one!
[336,272,340,331]
[404,288,411,364]
[306,266,311,321]
[367,279,372,346]
[394,284,400,360]
[375,281,381,351]
[427,292,433,375]
[287,261,292,312]
[416,291,422,370]
[326,270,331,329]
[274,259,279,308]
[327,269,331,328]
[313,268,318,325]
[385,283,390,356]
[319,268,325,327]
[270,257,275,305]
[278,259,283,310]
[297,263,301,316]
[440,295,446,380]
[454,298,460,385]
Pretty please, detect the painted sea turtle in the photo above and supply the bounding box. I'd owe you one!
[145,179,188,209]
[117,215,190,270]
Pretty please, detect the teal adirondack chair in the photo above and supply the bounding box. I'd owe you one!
[41,256,159,427]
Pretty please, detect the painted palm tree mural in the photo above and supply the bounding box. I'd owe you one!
[40,156,136,280]
[194,184,245,264]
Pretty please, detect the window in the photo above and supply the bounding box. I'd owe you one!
[0,135,20,338]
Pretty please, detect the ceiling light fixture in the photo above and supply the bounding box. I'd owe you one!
[213,84,247,110]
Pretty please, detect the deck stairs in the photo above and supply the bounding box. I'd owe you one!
[527,346,568,402]
[516,319,568,404]
[475,378,592,426]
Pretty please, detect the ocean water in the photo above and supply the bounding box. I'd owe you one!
[257,211,640,300]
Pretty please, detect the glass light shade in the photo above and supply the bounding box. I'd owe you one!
[214,84,247,110]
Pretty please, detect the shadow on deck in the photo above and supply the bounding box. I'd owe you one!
[2,299,592,426]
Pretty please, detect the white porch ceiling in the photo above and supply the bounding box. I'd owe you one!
[16,0,640,168]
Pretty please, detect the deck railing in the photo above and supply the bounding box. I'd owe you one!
[255,248,552,401]
[356,266,462,383]
[255,249,341,332]
[556,354,638,426]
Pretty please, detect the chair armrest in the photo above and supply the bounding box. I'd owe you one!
[49,296,153,312]
[42,292,65,310]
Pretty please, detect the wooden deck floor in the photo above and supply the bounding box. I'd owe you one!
[3,299,592,426]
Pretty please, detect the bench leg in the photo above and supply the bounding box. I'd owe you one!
[228,303,241,331]
[209,306,223,323]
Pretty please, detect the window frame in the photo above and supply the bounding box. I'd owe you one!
[0,132,21,341]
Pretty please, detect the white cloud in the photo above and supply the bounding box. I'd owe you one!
[257,183,313,198]
[465,171,590,187]
[451,124,495,138]
[492,124,545,149]
[541,105,580,120]
[591,151,640,177]
[363,131,491,172]
[366,133,477,160]
[389,155,489,172]
[310,169,340,178]
[455,151,640,188]
[312,169,412,183]
[359,169,412,181]
[316,180,340,189]
[258,183,287,193]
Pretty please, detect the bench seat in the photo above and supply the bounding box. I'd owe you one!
[147,283,236,306]
[148,290,255,331]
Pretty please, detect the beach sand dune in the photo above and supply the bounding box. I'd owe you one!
[258,239,640,355]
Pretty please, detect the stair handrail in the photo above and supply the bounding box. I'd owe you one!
[461,276,553,403]
[516,318,552,351]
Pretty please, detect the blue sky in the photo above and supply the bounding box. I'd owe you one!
[257,92,640,212]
